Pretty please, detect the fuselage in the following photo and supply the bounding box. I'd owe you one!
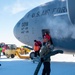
[14,0,75,53]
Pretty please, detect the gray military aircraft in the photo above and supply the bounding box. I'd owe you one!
[14,0,75,54]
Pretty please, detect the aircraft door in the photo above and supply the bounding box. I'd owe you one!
[42,29,50,38]
[42,29,53,45]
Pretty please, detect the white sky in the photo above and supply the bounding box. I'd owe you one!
[0,0,52,46]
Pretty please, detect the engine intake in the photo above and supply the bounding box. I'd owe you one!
[67,0,75,25]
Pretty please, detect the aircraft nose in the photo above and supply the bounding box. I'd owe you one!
[13,19,30,45]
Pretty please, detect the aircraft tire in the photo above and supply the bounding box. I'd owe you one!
[11,54,15,58]
[30,52,35,59]
[3,52,5,55]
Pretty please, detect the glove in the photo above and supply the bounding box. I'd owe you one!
[41,58,44,62]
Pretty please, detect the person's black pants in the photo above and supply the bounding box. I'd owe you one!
[42,62,51,75]
[35,50,40,57]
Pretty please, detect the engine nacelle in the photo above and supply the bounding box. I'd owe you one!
[67,0,75,25]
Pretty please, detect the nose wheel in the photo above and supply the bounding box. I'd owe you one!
[30,52,35,59]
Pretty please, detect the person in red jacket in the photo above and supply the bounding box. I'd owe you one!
[43,32,53,45]
[33,40,42,57]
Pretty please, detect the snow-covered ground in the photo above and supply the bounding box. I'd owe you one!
[0,54,75,75]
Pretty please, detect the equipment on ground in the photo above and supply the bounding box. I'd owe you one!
[4,45,33,58]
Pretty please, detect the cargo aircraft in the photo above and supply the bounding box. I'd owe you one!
[14,0,75,54]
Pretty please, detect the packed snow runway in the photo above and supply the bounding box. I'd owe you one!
[0,54,75,75]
